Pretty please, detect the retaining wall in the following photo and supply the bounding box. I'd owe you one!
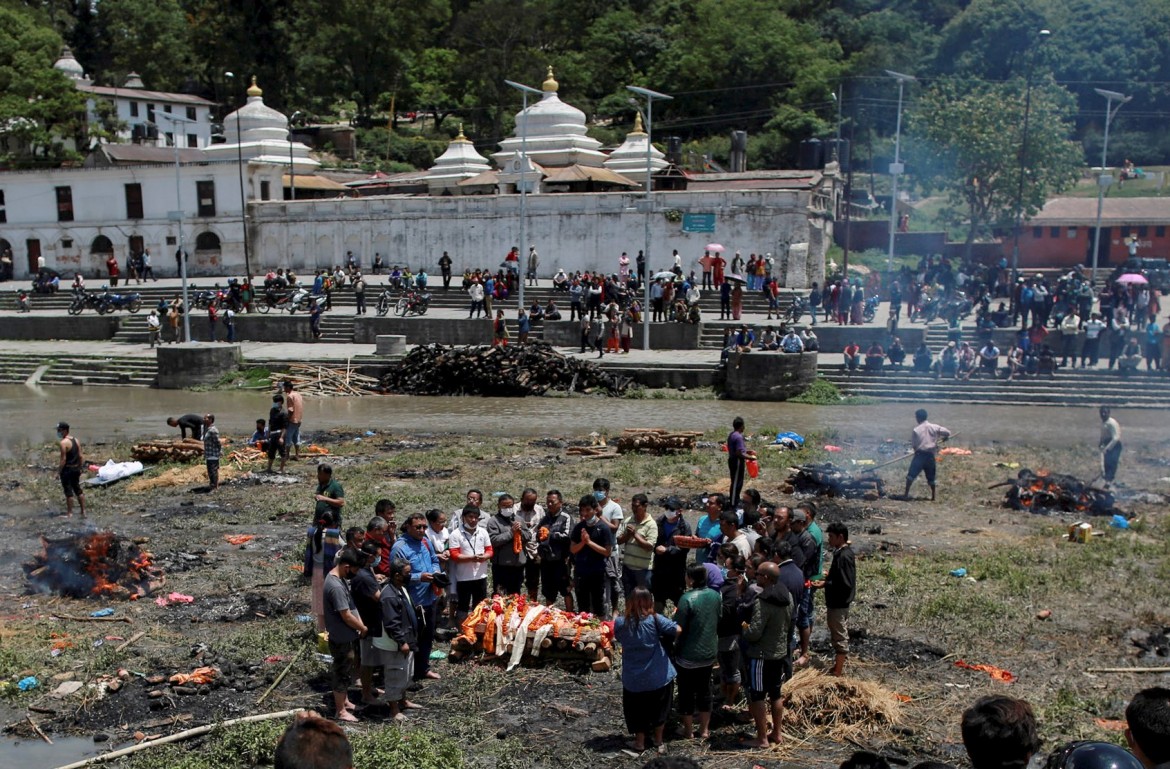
[722,351,818,401]
[0,314,122,340]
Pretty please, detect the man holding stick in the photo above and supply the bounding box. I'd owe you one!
[901,408,951,501]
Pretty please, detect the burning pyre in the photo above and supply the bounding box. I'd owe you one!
[784,463,885,499]
[24,531,163,599]
[999,468,1119,516]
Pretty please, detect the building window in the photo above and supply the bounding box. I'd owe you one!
[129,102,139,118]
[260,181,271,201]
[62,238,73,249]
[186,106,197,121]
[164,104,172,114]
[187,133,198,148]
[1049,227,1060,238]
[1157,226,1166,238]
[0,189,5,223]
[55,186,74,222]
[125,183,144,219]
[196,180,216,217]
[165,132,174,147]
[147,104,155,123]
[166,236,176,246]
[1067,228,1077,238]
[1137,226,1148,237]
[1032,226,1042,238]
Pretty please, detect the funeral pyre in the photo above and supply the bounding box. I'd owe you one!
[783,463,885,499]
[24,531,163,599]
[450,595,614,672]
[998,468,1120,516]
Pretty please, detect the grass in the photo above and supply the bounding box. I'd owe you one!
[790,376,878,406]
[200,366,275,391]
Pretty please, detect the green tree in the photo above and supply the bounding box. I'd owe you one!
[86,0,194,90]
[908,78,1082,252]
[0,4,88,166]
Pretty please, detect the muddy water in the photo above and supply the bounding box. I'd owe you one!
[0,734,123,769]
[2,384,1169,454]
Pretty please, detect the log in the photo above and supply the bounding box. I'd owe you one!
[53,614,131,624]
[591,657,612,672]
[50,709,306,769]
[1086,667,1170,674]
[27,715,52,745]
[114,631,146,653]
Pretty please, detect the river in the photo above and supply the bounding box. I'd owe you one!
[3,384,1168,456]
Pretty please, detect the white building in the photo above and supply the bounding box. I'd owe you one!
[0,78,315,279]
[54,48,217,150]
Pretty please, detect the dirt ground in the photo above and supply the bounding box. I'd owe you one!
[1,425,1167,769]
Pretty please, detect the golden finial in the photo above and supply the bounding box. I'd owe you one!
[542,65,558,93]
[455,123,469,142]
[246,75,262,97]
[631,112,646,135]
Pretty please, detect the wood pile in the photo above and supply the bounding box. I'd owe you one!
[449,595,614,672]
[380,343,632,397]
[998,468,1118,516]
[275,363,380,397]
[616,428,703,454]
[566,446,617,457]
[226,446,266,468]
[784,462,885,499]
[131,439,206,464]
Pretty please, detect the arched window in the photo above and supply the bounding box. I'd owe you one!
[91,235,113,254]
[195,231,221,251]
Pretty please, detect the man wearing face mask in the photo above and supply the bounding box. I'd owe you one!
[570,494,613,615]
[651,497,693,613]
[323,549,367,722]
[592,478,624,617]
[486,493,532,597]
[537,490,574,611]
[57,422,85,518]
[350,542,386,707]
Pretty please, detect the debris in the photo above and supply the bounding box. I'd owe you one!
[785,463,885,498]
[1085,667,1170,674]
[26,531,161,600]
[275,363,380,397]
[1036,610,1053,620]
[256,647,306,705]
[155,592,195,607]
[954,659,1015,683]
[222,535,255,546]
[824,445,842,452]
[997,468,1121,516]
[615,428,704,455]
[26,715,52,745]
[938,447,972,456]
[52,681,84,698]
[169,666,217,686]
[18,676,39,691]
[1093,718,1127,731]
[381,343,633,397]
[90,608,115,618]
[949,569,967,578]
[1109,514,1130,529]
[781,668,904,740]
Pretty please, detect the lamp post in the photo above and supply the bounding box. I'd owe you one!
[884,70,915,275]
[1090,88,1132,283]
[224,71,253,282]
[1011,29,1051,298]
[627,85,672,351]
[157,113,198,343]
[504,79,541,310]
[288,111,303,201]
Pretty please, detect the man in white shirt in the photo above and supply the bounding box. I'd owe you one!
[1081,312,1106,367]
[1060,309,1080,367]
[593,477,623,618]
[902,408,952,501]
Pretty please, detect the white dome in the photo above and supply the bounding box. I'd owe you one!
[493,67,606,169]
[54,47,87,81]
[603,113,667,183]
[201,77,317,174]
[427,126,491,193]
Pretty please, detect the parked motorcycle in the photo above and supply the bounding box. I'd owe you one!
[862,295,880,323]
[786,296,808,323]
[394,289,431,316]
[96,287,142,314]
[375,286,396,317]
[68,288,104,315]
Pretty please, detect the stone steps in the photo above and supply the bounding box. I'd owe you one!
[0,354,48,383]
[36,356,158,387]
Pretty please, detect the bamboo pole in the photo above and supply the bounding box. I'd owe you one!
[114,631,146,653]
[1086,666,1170,673]
[51,709,305,769]
[256,647,305,705]
[27,714,52,744]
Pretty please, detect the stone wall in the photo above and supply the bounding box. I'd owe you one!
[541,321,702,349]
[0,315,122,340]
[156,343,242,388]
[722,351,818,401]
[354,317,492,345]
[250,189,825,288]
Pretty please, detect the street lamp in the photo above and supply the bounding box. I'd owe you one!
[627,85,672,351]
[1011,29,1051,299]
[224,71,253,282]
[504,78,542,310]
[884,70,915,275]
[157,112,198,343]
[1090,88,1132,282]
[288,111,303,201]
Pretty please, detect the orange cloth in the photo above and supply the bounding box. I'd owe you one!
[954,659,1015,683]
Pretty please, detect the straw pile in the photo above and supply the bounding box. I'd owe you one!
[781,668,903,740]
[126,464,240,492]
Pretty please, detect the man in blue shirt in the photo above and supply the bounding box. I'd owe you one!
[390,512,442,680]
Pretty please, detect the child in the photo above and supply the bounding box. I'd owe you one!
[249,419,269,450]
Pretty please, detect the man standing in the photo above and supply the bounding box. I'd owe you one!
[485,493,531,596]
[390,512,442,681]
[314,464,345,524]
[742,562,792,748]
[223,307,236,343]
[283,381,304,460]
[1099,406,1123,485]
[323,549,367,722]
[651,498,693,612]
[593,478,624,617]
[57,422,85,518]
[727,417,754,506]
[902,408,951,501]
[207,301,218,342]
[438,251,453,291]
[1081,312,1106,367]
[537,490,574,610]
[617,494,657,600]
[352,272,366,315]
[570,494,613,615]
[202,414,221,491]
[513,488,544,601]
[167,414,204,440]
[146,309,161,348]
[813,522,855,677]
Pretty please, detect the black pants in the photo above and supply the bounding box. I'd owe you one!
[442,270,452,289]
[728,457,745,506]
[354,293,365,314]
[524,560,540,596]
[414,602,437,678]
[456,578,487,615]
[676,663,714,714]
[907,451,937,487]
[1102,442,1123,483]
[623,684,673,735]
[492,564,524,596]
[540,560,571,602]
[570,301,582,321]
[206,459,219,488]
[575,572,605,615]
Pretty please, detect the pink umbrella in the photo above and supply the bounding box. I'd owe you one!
[706,243,725,253]
[1115,273,1148,284]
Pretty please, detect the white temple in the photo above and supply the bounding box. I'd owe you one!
[203,77,318,176]
[603,112,668,186]
[426,125,491,195]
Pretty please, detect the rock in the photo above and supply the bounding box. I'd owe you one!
[1036,609,1053,620]
[51,672,76,682]
[106,680,122,692]
[117,669,130,680]
[145,675,165,685]
[133,731,146,742]
[93,733,110,743]
[147,690,164,699]
[51,681,84,698]
[132,537,150,545]
[172,686,198,696]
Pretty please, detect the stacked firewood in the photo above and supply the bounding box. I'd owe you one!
[131,439,206,464]
[449,595,614,672]
[381,343,632,397]
[616,428,703,454]
[275,363,380,397]
[784,463,884,499]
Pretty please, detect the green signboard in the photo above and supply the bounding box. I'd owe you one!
[681,213,716,233]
